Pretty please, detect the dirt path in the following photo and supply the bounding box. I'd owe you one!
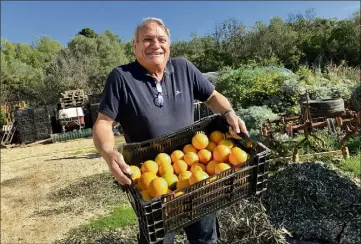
[1,137,124,244]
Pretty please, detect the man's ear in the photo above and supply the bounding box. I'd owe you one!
[132,39,136,53]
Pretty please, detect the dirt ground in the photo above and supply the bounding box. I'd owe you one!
[1,137,124,244]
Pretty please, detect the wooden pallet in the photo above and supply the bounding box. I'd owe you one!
[1,123,17,146]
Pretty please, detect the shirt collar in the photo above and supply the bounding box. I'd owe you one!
[135,58,174,77]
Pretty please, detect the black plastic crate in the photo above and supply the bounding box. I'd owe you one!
[88,93,103,105]
[118,114,271,244]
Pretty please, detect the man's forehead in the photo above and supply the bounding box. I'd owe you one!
[139,23,168,36]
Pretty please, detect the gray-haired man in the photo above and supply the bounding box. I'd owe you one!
[93,17,248,243]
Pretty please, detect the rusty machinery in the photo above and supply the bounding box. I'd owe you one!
[261,93,360,162]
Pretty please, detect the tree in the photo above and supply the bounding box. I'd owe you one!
[77,28,98,38]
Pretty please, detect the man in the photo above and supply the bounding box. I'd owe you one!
[93,17,248,244]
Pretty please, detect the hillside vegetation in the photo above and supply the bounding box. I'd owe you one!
[1,9,360,109]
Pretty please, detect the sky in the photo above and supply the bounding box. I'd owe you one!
[1,1,360,47]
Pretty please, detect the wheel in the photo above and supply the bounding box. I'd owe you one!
[301,98,345,118]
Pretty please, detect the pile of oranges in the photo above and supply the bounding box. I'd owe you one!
[129,130,249,201]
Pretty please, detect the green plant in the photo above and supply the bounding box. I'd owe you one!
[86,204,137,229]
[346,134,361,155]
[236,105,279,138]
[351,84,361,111]
[338,153,361,178]
[216,67,289,109]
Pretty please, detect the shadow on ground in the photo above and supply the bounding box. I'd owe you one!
[45,153,101,161]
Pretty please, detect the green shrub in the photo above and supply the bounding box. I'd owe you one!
[346,134,361,156]
[216,67,289,109]
[266,76,358,116]
[236,105,279,138]
[338,153,361,178]
[350,84,361,111]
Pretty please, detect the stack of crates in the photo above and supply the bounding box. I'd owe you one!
[15,108,36,144]
[14,105,57,144]
[33,105,57,141]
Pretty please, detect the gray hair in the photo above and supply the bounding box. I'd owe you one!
[133,17,171,42]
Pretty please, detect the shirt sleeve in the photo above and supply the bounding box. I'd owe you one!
[185,59,215,102]
[97,68,123,121]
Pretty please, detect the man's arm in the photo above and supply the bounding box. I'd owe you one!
[93,68,131,185]
[93,113,116,157]
[93,113,131,185]
[205,90,248,136]
[205,90,233,115]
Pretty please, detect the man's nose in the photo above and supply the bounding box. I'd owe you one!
[150,38,161,47]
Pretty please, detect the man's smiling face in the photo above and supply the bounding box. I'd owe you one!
[133,21,170,70]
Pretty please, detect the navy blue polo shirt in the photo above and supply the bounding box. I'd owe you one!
[98,57,215,143]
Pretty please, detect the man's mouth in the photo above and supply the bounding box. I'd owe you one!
[146,52,164,56]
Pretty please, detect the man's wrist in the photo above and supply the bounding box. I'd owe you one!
[222,109,234,118]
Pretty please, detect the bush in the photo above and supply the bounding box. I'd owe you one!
[236,105,279,138]
[216,67,289,109]
[265,75,358,116]
[350,84,361,111]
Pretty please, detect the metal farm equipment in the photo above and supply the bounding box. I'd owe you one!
[261,93,360,162]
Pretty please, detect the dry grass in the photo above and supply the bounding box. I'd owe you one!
[0,137,123,244]
[218,197,290,244]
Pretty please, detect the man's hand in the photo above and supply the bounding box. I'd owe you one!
[93,113,132,185]
[103,150,132,185]
[225,111,249,139]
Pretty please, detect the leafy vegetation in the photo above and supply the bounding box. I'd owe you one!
[86,204,137,229]
[1,9,359,107]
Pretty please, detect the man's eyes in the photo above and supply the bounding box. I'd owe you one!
[143,37,167,43]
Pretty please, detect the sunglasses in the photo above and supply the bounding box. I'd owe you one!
[155,82,164,108]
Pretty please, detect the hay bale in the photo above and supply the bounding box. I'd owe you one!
[262,162,361,244]
[217,197,290,244]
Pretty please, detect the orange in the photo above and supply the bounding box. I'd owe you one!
[183,144,198,154]
[129,165,141,182]
[228,147,248,166]
[218,139,235,149]
[206,160,219,175]
[158,163,174,176]
[207,176,217,184]
[141,190,152,201]
[209,131,225,144]
[198,149,212,164]
[206,141,217,152]
[213,145,231,162]
[141,160,158,174]
[178,171,192,180]
[139,172,157,189]
[136,181,146,191]
[190,163,206,174]
[184,152,199,166]
[174,191,184,198]
[173,160,188,175]
[171,150,184,163]
[148,177,168,198]
[162,172,179,190]
[176,171,192,190]
[155,153,172,166]
[192,133,209,150]
[189,170,209,185]
[214,163,231,174]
